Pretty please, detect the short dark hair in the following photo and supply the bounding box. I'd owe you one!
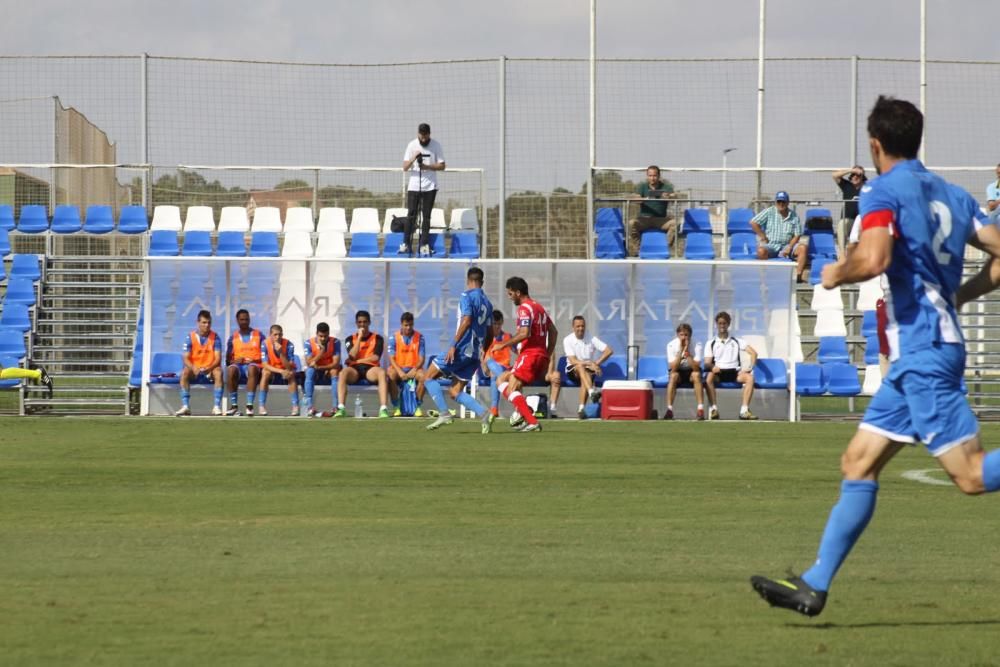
[418,123,431,134]
[867,95,922,159]
[715,311,731,325]
[505,276,529,295]
[676,323,692,336]
[355,310,371,323]
[572,315,586,325]
[467,266,484,284]
[197,309,211,321]
[316,322,330,334]
[235,308,249,319]
[401,311,414,324]
[646,165,660,174]
[269,324,283,334]
[492,309,504,322]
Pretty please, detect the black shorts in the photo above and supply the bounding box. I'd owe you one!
[716,368,740,383]
[567,367,586,383]
[349,364,376,380]
[673,367,697,385]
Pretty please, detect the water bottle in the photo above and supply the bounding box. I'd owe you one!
[354,395,363,418]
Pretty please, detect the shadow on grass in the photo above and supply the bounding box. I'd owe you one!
[790,619,1000,629]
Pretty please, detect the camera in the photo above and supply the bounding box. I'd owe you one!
[415,153,428,164]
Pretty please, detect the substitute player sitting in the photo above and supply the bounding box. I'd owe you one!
[703,310,758,421]
[481,309,514,418]
[303,322,341,418]
[387,311,425,417]
[333,310,390,419]
[493,276,558,433]
[258,324,301,416]
[175,309,223,416]
[423,266,496,433]
[224,308,262,416]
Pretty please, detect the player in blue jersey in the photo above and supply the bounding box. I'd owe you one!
[751,96,1000,617]
[421,266,497,434]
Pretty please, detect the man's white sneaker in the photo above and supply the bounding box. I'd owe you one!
[521,422,543,433]
[419,244,432,257]
[225,406,240,417]
[398,243,409,254]
[174,406,191,417]
[426,414,454,430]
[290,406,300,417]
[211,405,223,416]
[245,406,254,417]
[258,406,268,416]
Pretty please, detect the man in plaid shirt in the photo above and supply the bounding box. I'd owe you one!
[751,190,807,283]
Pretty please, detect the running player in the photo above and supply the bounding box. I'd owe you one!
[303,321,341,418]
[751,96,1000,617]
[422,266,496,433]
[492,276,558,433]
[175,309,223,416]
[224,309,262,416]
[482,309,514,418]
[258,324,300,416]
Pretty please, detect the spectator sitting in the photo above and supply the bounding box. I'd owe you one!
[387,311,426,417]
[665,322,705,421]
[832,165,867,222]
[562,315,614,419]
[987,163,1000,223]
[224,308,262,416]
[175,309,223,416]
[627,165,677,257]
[482,309,515,418]
[303,321,341,418]
[259,324,301,416]
[703,311,759,421]
[333,310,390,419]
[751,191,807,283]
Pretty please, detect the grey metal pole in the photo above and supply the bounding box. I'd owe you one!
[850,55,859,166]
[587,0,596,260]
[498,56,506,259]
[141,53,149,211]
[755,0,766,203]
[919,0,927,162]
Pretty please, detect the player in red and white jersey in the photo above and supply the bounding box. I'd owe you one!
[492,276,558,432]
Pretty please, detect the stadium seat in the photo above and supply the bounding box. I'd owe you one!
[349,208,381,234]
[0,356,22,388]
[637,356,670,387]
[682,208,712,233]
[181,230,213,256]
[251,207,282,233]
[284,207,315,233]
[862,364,882,394]
[601,355,628,382]
[810,285,843,311]
[684,232,715,260]
[315,231,347,258]
[809,255,836,285]
[857,277,883,310]
[727,207,754,233]
[449,208,479,231]
[149,352,183,383]
[428,233,447,257]
[430,208,447,230]
[215,231,247,257]
[0,302,31,332]
[4,278,36,306]
[348,232,379,258]
[741,334,769,358]
[249,231,280,257]
[150,205,182,231]
[0,228,10,257]
[51,205,82,234]
[0,327,26,359]
[83,205,115,234]
[0,205,14,231]
[214,206,248,233]
[449,231,480,258]
[9,254,41,281]
[728,232,757,260]
[864,334,881,365]
[805,208,835,232]
[149,229,180,256]
[860,309,877,337]
[17,205,48,233]
[117,206,149,234]
[638,231,670,259]
[317,207,348,233]
[595,230,626,259]
[382,207,409,234]
[824,362,861,396]
[807,230,838,259]
[753,358,788,389]
[183,205,215,232]
[817,336,850,364]
[383,232,407,255]
[814,309,848,337]
[281,231,314,258]
[594,207,623,233]
[794,363,825,395]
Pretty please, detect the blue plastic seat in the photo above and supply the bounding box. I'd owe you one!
[682,208,712,233]
[727,207,754,233]
[595,230,626,259]
[636,356,669,387]
[0,302,32,332]
[753,358,788,389]
[864,334,881,364]
[182,230,213,256]
[4,278,36,306]
[17,205,48,233]
[449,231,480,258]
[0,260,5,282]
[51,205,82,234]
[824,362,861,396]
[149,352,184,384]
[809,255,836,285]
[860,310,877,337]
[0,356,22,388]
[348,232,379,258]
[0,328,26,359]
[428,233,447,257]
[0,205,14,231]
[0,228,10,257]
[594,207,624,233]
[805,208,834,231]
[384,232,406,255]
[601,355,628,382]
[684,232,715,260]
[149,230,180,256]
[10,254,41,281]
[249,231,280,257]
[117,206,148,234]
[795,362,825,395]
[84,205,115,234]
[728,232,758,260]
[807,231,838,259]
[817,336,850,364]
[638,231,670,259]
[216,231,247,257]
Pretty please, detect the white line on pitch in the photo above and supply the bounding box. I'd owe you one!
[900,468,952,487]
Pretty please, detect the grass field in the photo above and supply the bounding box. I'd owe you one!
[3,417,1000,666]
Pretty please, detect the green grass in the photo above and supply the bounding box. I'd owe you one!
[2,417,1000,666]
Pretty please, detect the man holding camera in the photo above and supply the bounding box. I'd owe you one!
[402,123,446,256]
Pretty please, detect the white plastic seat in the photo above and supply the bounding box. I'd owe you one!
[317,207,348,233]
[862,364,882,395]
[218,206,250,232]
[183,205,215,232]
[810,285,844,311]
[150,205,182,231]
[383,207,410,233]
[814,309,848,337]
[857,277,884,310]
[281,231,314,258]
[741,334,769,359]
[430,208,447,230]
[350,208,381,234]
[315,231,347,258]
[449,208,479,231]
[284,207,315,233]
[251,206,283,233]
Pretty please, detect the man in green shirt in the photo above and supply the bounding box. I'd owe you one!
[628,165,677,256]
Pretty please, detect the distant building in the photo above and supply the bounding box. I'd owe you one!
[246,188,313,218]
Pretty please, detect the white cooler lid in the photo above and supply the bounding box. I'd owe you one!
[602,380,652,390]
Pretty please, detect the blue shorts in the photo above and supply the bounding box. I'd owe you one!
[228,363,259,383]
[860,343,977,456]
[432,355,479,383]
[485,359,509,379]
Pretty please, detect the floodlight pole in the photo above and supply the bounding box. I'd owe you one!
[587,0,597,260]
[722,147,738,259]
[754,0,766,203]
[919,0,927,162]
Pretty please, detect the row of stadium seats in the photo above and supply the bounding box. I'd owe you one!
[0,254,42,362]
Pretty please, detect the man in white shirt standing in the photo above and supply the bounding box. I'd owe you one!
[703,311,758,420]
[665,323,705,420]
[402,123,446,257]
[562,316,614,419]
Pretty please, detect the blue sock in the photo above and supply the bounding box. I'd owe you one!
[983,450,1000,492]
[246,391,256,407]
[290,390,299,407]
[229,392,238,406]
[304,369,316,408]
[330,379,338,409]
[213,388,223,408]
[802,480,879,592]
[424,379,449,413]
[260,390,268,406]
[456,391,487,417]
[180,389,190,408]
[490,377,500,409]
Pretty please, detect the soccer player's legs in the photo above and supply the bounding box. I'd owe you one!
[364,366,389,417]
[504,353,548,426]
[486,359,507,414]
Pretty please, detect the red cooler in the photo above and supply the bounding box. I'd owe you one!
[600,380,654,420]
